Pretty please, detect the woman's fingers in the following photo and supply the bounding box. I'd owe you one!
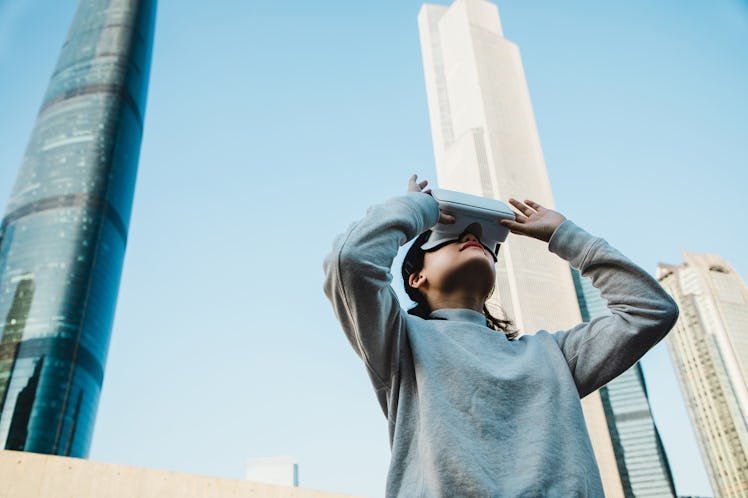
[512,211,529,223]
[506,201,529,223]
[525,199,543,211]
[407,174,430,193]
[500,218,527,234]
[502,198,566,242]
[508,198,536,217]
[439,211,456,224]
[408,174,418,191]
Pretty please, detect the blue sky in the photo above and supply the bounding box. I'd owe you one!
[1,1,747,496]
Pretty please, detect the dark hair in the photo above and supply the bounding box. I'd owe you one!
[402,230,518,340]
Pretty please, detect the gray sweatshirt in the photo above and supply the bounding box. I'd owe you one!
[323,192,679,497]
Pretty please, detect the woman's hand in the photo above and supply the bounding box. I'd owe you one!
[407,174,455,225]
[500,198,566,243]
[407,173,432,195]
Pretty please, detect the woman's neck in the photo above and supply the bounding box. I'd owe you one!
[428,291,484,313]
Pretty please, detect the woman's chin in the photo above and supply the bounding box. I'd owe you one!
[443,258,495,296]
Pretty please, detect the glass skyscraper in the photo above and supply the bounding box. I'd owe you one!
[658,253,748,497]
[572,268,677,497]
[0,0,156,456]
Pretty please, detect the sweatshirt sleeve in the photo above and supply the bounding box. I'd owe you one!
[323,192,440,397]
[547,220,680,398]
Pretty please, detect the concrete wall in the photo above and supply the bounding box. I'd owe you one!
[0,451,359,498]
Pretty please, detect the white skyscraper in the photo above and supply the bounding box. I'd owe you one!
[418,1,623,495]
[657,253,748,497]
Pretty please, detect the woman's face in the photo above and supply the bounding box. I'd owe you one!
[417,231,497,298]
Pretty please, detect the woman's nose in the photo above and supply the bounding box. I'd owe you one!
[461,232,479,243]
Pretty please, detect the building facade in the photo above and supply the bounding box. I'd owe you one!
[246,457,300,487]
[0,450,351,498]
[657,253,748,497]
[572,268,677,497]
[0,0,156,456]
[417,1,623,494]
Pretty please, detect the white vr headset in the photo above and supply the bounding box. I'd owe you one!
[420,189,516,257]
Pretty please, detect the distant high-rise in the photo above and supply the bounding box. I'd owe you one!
[657,253,748,497]
[572,268,677,497]
[0,0,156,456]
[247,457,300,487]
[417,1,623,494]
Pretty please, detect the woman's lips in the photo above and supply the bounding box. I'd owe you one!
[461,241,484,252]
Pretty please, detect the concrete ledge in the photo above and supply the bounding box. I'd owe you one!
[0,451,360,498]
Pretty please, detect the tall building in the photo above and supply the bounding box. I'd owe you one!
[417,0,623,495]
[246,457,300,487]
[572,267,678,497]
[657,253,748,497]
[0,0,156,456]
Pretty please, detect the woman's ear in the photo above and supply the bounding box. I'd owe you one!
[409,272,425,290]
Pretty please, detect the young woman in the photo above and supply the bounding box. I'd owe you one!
[323,175,679,497]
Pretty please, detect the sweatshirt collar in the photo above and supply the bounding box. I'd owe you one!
[429,308,487,326]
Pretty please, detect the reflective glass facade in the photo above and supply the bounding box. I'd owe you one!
[572,267,677,497]
[658,254,748,497]
[0,0,155,456]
